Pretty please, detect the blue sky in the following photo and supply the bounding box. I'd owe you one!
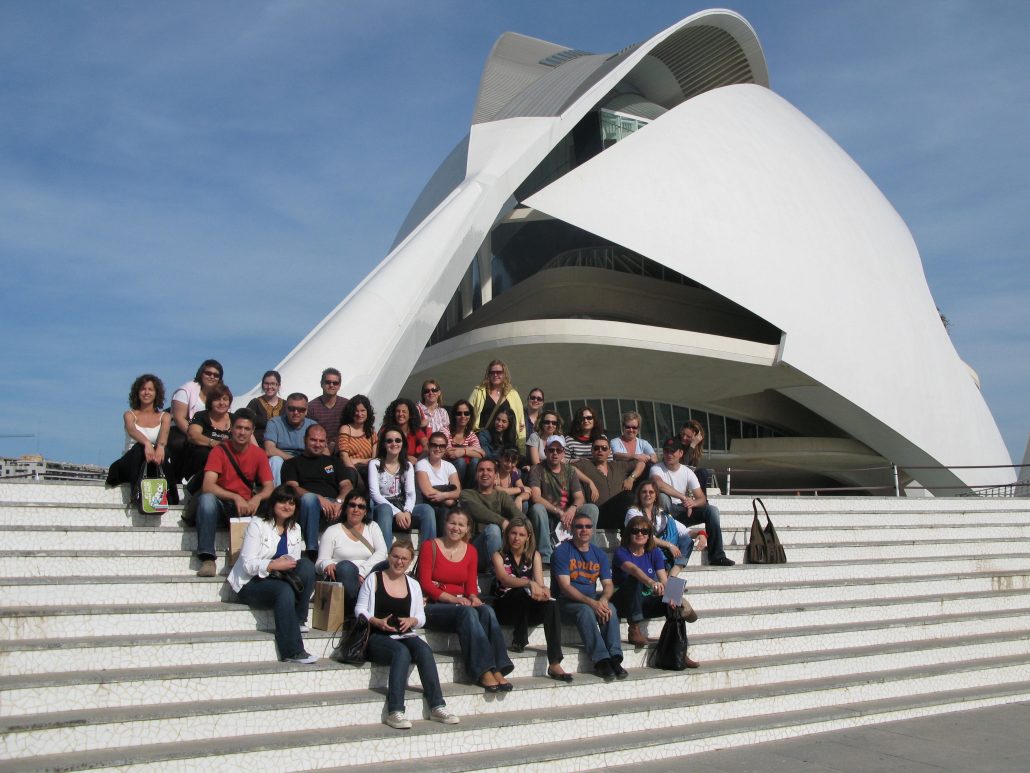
[1,0,1027,470]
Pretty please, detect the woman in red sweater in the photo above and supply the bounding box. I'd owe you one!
[418,507,514,692]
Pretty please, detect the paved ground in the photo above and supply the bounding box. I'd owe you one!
[671,702,1030,772]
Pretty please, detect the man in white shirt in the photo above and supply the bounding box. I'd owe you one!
[650,438,734,566]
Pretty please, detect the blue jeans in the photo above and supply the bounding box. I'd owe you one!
[611,576,671,624]
[423,603,513,681]
[373,502,436,548]
[557,593,622,665]
[452,456,479,488]
[236,557,315,660]
[366,632,446,714]
[195,492,234,559]
[660,496,727,562]
[471,524,501,572]
[297,493,324,553]
[331,560,361,617]
[527,503,599,565]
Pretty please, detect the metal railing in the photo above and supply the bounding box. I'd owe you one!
[721,463,1029,498]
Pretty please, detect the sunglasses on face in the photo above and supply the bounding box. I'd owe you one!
[489,370,504,375]
[593,446,610,452]
[286,406,307,412]
[529,395,543,401]
[546,447,563,453]
[623,425,639,430]
[385,438,403,445]
[573,523,593,530]
[454,410,470,416]
[423,386,440,393]
[323,380,340,387]
[347,502,368,510]
[582,415,594,421]
[202,371,220,378]
[428,443,447,449]
[629,528,652,536]
[541,419,557,426]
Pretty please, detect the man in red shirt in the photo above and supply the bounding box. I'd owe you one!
[195,409,273,577]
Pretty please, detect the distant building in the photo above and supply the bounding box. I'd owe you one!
[0,455,106,482]
[258,9,1013,495]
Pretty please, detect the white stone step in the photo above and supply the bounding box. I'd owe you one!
[0,551,225,578]
[413,679,1030,773]
[3,617,1027,720]
[4,652,1028,770]
[0,502,166,528]
[0,576,231,608]
[0,482,127,505]
[688,569,1030,609]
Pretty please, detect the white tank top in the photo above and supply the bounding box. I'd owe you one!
[125,413,162,451]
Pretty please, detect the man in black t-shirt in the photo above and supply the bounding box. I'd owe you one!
[282,425,357,558]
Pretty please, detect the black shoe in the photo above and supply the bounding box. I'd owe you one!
[710,556,735,567]
[611,660,628,680]
[509,642,526,653]
[594,659,615,682]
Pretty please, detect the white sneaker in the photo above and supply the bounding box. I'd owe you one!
[430,706,460,724]
[284,652,317,664]
[298,624,310,633]
[385,711,412,729]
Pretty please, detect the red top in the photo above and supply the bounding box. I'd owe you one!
[406,427,428,458]
[418,539,479,602]
[204,443,272,499]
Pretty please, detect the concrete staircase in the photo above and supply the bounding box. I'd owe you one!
[2,481,1029,771]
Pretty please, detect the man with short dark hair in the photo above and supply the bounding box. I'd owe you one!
[650,438,734,566]
[573,438,646,528]
[306,368,349,453]
[460,457,523,571]
[194,409,273,577]
[552,512,625,681]
[527,436,599,565]
[264,393,316,485]
[282,424,358,558]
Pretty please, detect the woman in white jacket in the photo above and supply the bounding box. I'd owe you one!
[316,490,387,620]
[228,486,317,663]
[356,540,459,730]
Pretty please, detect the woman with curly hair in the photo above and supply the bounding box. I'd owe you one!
[106,373,178,507]
[338,394,377,478]
[382,397,428,459]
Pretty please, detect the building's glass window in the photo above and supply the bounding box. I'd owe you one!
[541,398,783,453]
[599,108,650,146]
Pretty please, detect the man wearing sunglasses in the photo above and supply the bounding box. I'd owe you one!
[306,368,349,453]
[553,513,625,681]
[573,439,646,529]
[527,436,599,565]
[264,393,317,486]
[282,424,358,559]
[650,439,734,566]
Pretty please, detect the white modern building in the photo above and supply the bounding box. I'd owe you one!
[264,9,1013,495]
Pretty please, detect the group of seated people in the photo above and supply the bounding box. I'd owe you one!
[107,357,733,730]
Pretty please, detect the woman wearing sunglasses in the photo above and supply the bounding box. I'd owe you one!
[612,515,697,665]
[368,427,436,549]
[525,410,563,467]
[444,399,484,485]
[468,359,526,453]
[418,379,450,434]
[524,387,545,438]
[316,490,386,621]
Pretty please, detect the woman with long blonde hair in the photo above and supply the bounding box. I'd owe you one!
[468,359,526,453]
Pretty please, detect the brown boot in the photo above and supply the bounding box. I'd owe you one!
[627,622,649,648]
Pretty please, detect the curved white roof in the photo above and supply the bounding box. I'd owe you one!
[261,9,1013,493]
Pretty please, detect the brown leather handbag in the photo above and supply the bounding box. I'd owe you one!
[746,497,787,564]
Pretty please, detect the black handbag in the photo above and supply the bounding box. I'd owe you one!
[267,569,305,599]
[746,497,787,564]
[330,615,370,665]
[648,606,690,670]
